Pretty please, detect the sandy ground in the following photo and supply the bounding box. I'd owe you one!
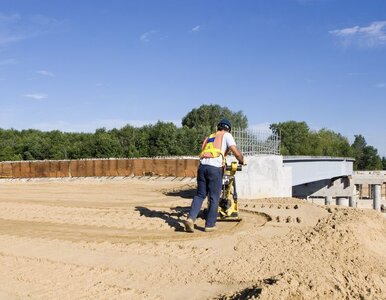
[0,177,385,300]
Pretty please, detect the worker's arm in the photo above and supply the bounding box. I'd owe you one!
[228,145,244,165]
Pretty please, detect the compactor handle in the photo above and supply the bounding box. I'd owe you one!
[225,163,242,171]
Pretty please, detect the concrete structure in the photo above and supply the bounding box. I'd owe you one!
[282,158,385,212]
[352,171,385,212]
[283,156,354,186]
[283,156,355,198]
[230,155,292,199]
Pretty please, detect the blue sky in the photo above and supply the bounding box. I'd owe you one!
[0,0,385,156]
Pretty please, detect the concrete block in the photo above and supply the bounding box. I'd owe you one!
[234,155,292,199]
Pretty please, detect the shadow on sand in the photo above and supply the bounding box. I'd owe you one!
[135,206,191,232]
[163,188,197,199]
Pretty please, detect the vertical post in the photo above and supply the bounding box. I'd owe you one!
[349,196,356,208]
[325,196,332,205]
[373,184,381,211]
[349,185,358,208]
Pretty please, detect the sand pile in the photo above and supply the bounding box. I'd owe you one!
[0,178,384,299]
[217,207,386,299]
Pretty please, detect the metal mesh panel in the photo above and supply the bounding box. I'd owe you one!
[232,128,281,156]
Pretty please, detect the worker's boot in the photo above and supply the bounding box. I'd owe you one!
[204,226,217,232]
[184,218,195,233]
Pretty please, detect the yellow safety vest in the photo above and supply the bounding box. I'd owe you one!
[200,131,225,161]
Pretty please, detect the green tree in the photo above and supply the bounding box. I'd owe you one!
[351,135,382,170]
[113,125,141,157]
[311,129,352,157]
[270,121,311,155]
[382,157,386,170]
[91,128,123,158]
[181,104,248,131]
[147,122,180,156]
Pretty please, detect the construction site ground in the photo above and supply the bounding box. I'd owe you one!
[0,177,385,299]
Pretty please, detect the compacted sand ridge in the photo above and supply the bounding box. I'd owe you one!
[0,177,385,299]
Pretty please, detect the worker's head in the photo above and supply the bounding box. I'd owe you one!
[217,118,232,132]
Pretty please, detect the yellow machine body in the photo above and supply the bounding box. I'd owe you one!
[217,162,242,221]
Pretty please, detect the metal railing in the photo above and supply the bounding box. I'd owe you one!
[232,128,281,156]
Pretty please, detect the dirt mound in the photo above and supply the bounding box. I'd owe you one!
[216,208,386,300]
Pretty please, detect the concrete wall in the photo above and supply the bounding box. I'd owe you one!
[283,156,354,186]
[231,155,292,199]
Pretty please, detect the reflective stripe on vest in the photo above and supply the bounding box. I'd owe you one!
[200,131,225,159]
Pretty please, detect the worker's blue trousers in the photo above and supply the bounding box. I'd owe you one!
[188,164,223,228]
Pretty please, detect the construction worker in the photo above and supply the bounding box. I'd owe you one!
[184,118,244,233]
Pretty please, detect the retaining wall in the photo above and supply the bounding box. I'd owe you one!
[0,159,199,179]
[0,156,293,199]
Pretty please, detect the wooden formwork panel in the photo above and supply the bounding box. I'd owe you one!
[142,159,155,176]
[30,161,49,177]
[48,161,60,177]
[153,159,167,176]
[175,160,186,177]
[165,160,177,177]
[85,160,95,177]
[0,163,12,178]
[117,159,131,176]
[94,160,103,177]
[185,159,198,177]
[11,162,22,178]
[99,159,110,176]
[132,159,144,176]
[107,159,118,176]
[58,161,70,177]
[70,160,87,177]
[20,162,31,178]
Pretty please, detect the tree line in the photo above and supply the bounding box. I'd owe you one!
[270,121,385,170]
[0,105,385,170]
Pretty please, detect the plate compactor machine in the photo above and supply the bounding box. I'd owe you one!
[217,161,242,222]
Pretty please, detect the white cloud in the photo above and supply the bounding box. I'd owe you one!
[0,13,69,47]
[190,25,201,32]
[36,70,55,77]
[346,72,366,76]
[376,83,386,88]
[140,30,158,42]
[0,58,18,65]
[24,93,48,100]
[329,21,386,48]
